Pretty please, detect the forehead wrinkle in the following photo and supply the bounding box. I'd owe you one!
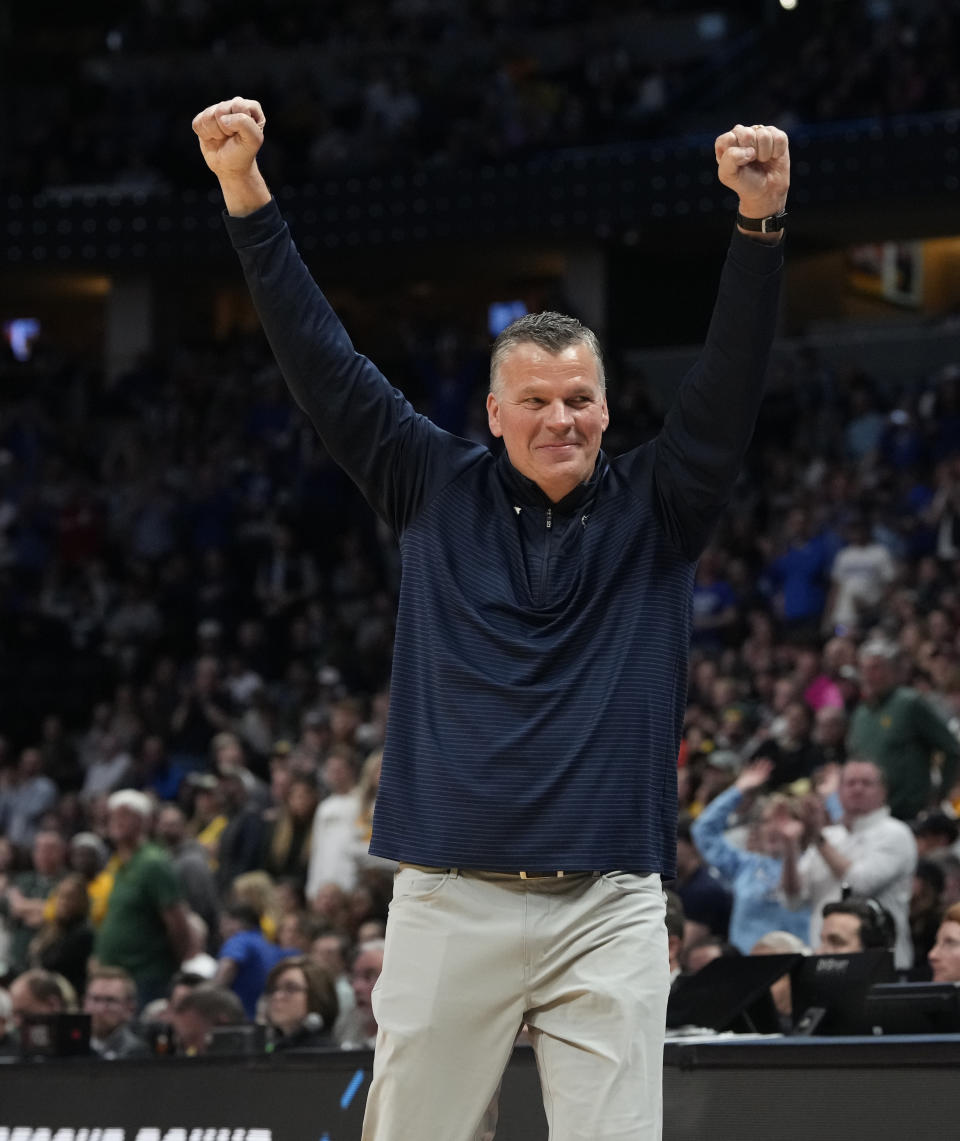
[511,374,599,398]
[502,344,599,377]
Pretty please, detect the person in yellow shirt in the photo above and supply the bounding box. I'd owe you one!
[187,774,229,866]
[67,832,116,927]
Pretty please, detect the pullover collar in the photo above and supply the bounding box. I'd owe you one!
[495,449,607,514]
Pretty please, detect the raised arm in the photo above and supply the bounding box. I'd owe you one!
[651,125,790,559]
[192,98,484,534]
[691,782,747,881]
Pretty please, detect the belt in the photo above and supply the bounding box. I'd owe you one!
[397,862,599,879]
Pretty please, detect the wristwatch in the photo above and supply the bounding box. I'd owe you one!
[736,210,787,233]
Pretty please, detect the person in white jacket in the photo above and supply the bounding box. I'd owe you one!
[306,746,360,900]
[780,759,917,968]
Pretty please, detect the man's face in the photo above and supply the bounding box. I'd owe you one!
[859,654,894,700]
[219,775,246,813]
[213,735,243,771]
[813,707,845,746]
[19,748,42,778]
[69,844,100,878]
[9,978,61,1028]
[193,788,220,821]
[107,805,144,847]
[683,943,722,975]
[817,912,863,954]
[155,807,184,848]
[838,762,886,818]
[219,913,242,942]
[351,948,384,1032]
[84,979,134,1039]
[783,703,809,741]
[929,920,960,982]
[32,833,66,876]
[171,1007,212,1055]
[323,755,354,795]
[310,935,346,978]
[486,342,609,504]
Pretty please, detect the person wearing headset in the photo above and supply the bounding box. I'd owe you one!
[816,895,896,955]
[263,955,339,1051]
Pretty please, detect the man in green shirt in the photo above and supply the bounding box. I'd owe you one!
[847,640,960,821]
[94,790,190,1009]
[2,830,67,974]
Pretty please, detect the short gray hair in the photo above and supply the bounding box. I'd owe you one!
[858,638,898,663]
[107,788,153,820]
[751,930,809,955]
[490,311,605,396]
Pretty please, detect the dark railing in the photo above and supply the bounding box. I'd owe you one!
[4,111,960,269]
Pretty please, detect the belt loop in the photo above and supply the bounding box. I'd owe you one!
[519,871,528,880]
[450,867,460,878]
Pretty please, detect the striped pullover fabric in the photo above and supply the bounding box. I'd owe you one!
[226,201,783,878]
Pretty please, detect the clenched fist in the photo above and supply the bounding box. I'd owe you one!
[714,124,790,226]
[193,97,271,216]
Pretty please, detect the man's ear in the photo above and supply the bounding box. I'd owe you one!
[601,397,610,432]
[486,392,503,438]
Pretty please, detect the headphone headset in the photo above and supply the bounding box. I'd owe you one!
[833,888,896,951]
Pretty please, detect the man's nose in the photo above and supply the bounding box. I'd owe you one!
[545,400,573,429]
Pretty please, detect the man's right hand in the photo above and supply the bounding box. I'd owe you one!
[192,97,272,216]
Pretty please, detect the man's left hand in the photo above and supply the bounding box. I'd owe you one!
[715,123,790,220]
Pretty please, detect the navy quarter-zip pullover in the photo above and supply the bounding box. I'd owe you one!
[226,201,782,877]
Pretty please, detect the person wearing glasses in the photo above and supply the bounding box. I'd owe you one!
[263,955,339,1051]
[83,966,149,1059]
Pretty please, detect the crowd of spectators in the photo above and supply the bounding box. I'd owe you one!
[3,0,960,1063]
[668,346,960,998]
[2,301,960,1053]
[0,321,404,1052]
[5,1,960,198]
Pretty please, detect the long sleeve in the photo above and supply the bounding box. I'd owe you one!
[842,823,917,898]
[306,794,361,899]
[651,230,783,559]
[912,694,960,792]
[224,200,486,536]
[690,785,748,882]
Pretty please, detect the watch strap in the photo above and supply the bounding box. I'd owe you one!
[736,210,787,233]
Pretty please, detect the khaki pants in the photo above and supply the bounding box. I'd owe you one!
[362,866,668,1141]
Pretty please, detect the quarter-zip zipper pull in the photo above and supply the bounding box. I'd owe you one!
[545,508,552,530]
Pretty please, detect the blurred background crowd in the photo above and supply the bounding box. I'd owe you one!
[3,0,960,1059]
[6,0,960,196]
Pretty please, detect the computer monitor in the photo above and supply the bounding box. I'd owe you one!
[790,949,896,1036]
[864,981,960,1035]
[19,1013,91,1058]
[667,953,802,1034]
[207,1023,267,1055]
